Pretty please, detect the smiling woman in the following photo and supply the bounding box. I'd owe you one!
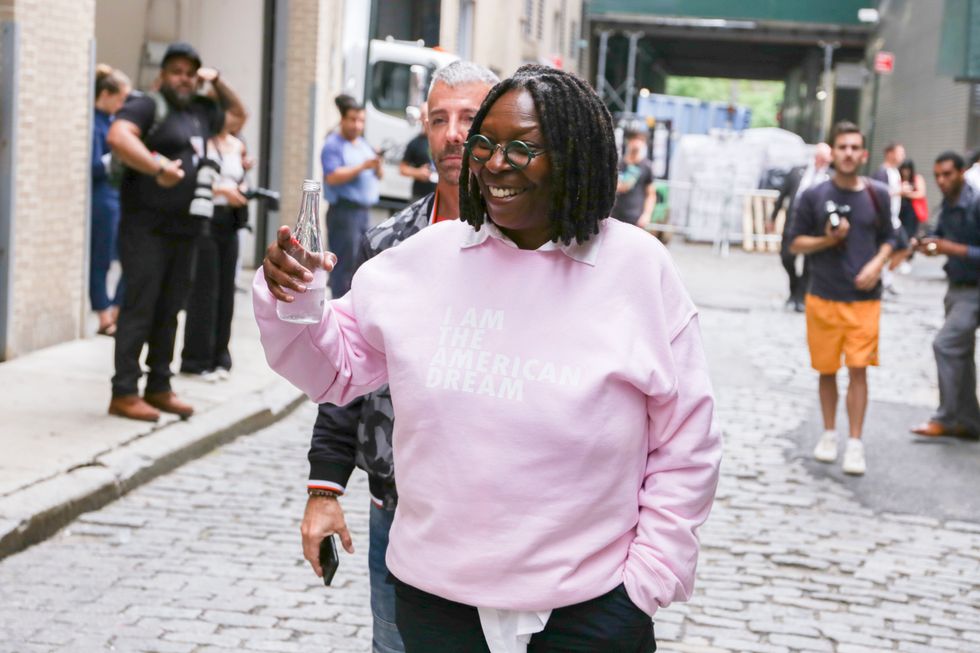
[460,64,619,249]
[256,63,721,653]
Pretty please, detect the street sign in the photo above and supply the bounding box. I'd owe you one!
[874,51,894,74]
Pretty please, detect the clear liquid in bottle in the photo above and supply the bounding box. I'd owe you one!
[277,179,327,324]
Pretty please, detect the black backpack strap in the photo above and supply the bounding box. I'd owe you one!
[863,177,883,226]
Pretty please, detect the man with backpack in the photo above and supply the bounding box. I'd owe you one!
[786,121,898,476]
[106,42,246,421]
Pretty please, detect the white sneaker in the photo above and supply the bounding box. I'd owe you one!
[813,430,838,462]
[842,438,866,475]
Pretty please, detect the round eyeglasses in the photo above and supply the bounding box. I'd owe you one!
[465,134,547,170]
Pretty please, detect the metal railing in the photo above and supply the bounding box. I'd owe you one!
[647,180,784,256]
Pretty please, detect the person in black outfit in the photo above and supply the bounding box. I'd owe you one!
[399,104,437,199]
[180,112,252,381]
[771,142,832,312]
[610,131,656,228]
[106,42,245,422]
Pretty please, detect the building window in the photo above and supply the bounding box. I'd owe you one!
[569,20,578,59]
[536,0,544,41]
[523,0,533,38]
[557,0,567,53]
[458,0,475,60]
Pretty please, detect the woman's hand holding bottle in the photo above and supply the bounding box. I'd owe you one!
[264,225,336,303]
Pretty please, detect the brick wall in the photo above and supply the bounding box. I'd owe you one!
[278,0,344,227]
[6,0,94,357]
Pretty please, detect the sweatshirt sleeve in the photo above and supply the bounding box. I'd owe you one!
[252,269,388,405]
[623,313,722,616]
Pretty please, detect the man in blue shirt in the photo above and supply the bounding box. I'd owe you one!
[912,151,980,439]
[321,100,382,298]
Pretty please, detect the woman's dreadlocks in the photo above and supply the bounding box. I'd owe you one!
[459,64,618,245]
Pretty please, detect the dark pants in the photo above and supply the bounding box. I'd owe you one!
[781,250,809,303]
[932,284,980,434]
[393,578,656,653]
[90,193,125,311]
[181,211,239,374]
[112,217,198,396]
[327,200,370,298]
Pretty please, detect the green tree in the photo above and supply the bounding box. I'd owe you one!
[665,77,784,129]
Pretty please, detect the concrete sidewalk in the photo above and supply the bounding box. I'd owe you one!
[0,275,306,560]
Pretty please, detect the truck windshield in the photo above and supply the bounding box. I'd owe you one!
[371,61,415,117]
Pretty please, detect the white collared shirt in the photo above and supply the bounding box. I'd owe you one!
[460,219,601,266]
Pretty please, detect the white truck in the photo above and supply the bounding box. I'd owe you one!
[343,38,459,208]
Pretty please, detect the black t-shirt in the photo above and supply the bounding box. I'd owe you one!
[786,178,897,302]
[116,93,224,235]
[402,133,436,199]
[610,159,653,224]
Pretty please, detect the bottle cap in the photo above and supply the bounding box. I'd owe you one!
[302,179,321,192]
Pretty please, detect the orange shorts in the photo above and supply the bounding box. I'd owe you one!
[805,294,881,374]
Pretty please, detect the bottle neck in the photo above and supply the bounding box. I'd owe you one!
[299,189,320,220]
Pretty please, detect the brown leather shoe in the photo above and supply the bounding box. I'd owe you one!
[144,391,194,419]
[108,394,160,422]
[911,421,977,439]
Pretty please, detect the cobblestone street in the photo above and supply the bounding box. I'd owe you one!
[1,245,979,653]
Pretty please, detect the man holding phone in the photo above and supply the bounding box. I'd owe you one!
[303,62,499,653]
[321,99,383,298]
[786,121,897,476]
[911,151,980,439]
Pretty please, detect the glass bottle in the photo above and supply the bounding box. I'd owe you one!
[276,179,326,324]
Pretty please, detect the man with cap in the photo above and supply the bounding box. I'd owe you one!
[107,42,246,421]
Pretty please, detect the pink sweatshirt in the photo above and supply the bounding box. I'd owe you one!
[254,217,721,615]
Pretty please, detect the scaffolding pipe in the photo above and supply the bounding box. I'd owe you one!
[624,31,642,112]
[596,29,611,103]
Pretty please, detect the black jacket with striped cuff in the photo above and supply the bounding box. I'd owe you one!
[307,194,434,509]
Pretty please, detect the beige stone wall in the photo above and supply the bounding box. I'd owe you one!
[441,0,583,78]
[6,0,94,357]
[278,0,345,226]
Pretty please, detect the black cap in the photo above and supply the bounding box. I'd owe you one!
[161,42,202,69]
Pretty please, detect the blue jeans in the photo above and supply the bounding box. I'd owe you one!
[369,503,404,653]
[326,201,369,299]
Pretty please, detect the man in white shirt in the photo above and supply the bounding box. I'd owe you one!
[964,149,980,191]
[872,142,906,291]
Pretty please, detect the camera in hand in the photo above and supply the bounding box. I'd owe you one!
[189,158,222,219]
[823,200,851,230]
[244,187,281,211]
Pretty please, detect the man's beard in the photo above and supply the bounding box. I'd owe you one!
[434,145,464,185]
[160,84,193,109]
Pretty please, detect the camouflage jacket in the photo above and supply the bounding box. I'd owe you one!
[308,193,435,509]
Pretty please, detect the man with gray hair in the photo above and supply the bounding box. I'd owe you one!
[299,59,498,653]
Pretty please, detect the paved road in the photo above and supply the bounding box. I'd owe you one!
[0,405,375,653]
[2,245,979,653]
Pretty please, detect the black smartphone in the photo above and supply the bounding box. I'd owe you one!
[319,535,339,586]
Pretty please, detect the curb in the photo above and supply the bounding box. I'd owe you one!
[0,379,305,562]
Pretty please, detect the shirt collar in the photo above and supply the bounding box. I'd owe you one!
[946,184,975,211]
[459,220,601,266]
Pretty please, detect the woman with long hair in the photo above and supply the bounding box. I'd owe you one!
[90,64,131,335]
